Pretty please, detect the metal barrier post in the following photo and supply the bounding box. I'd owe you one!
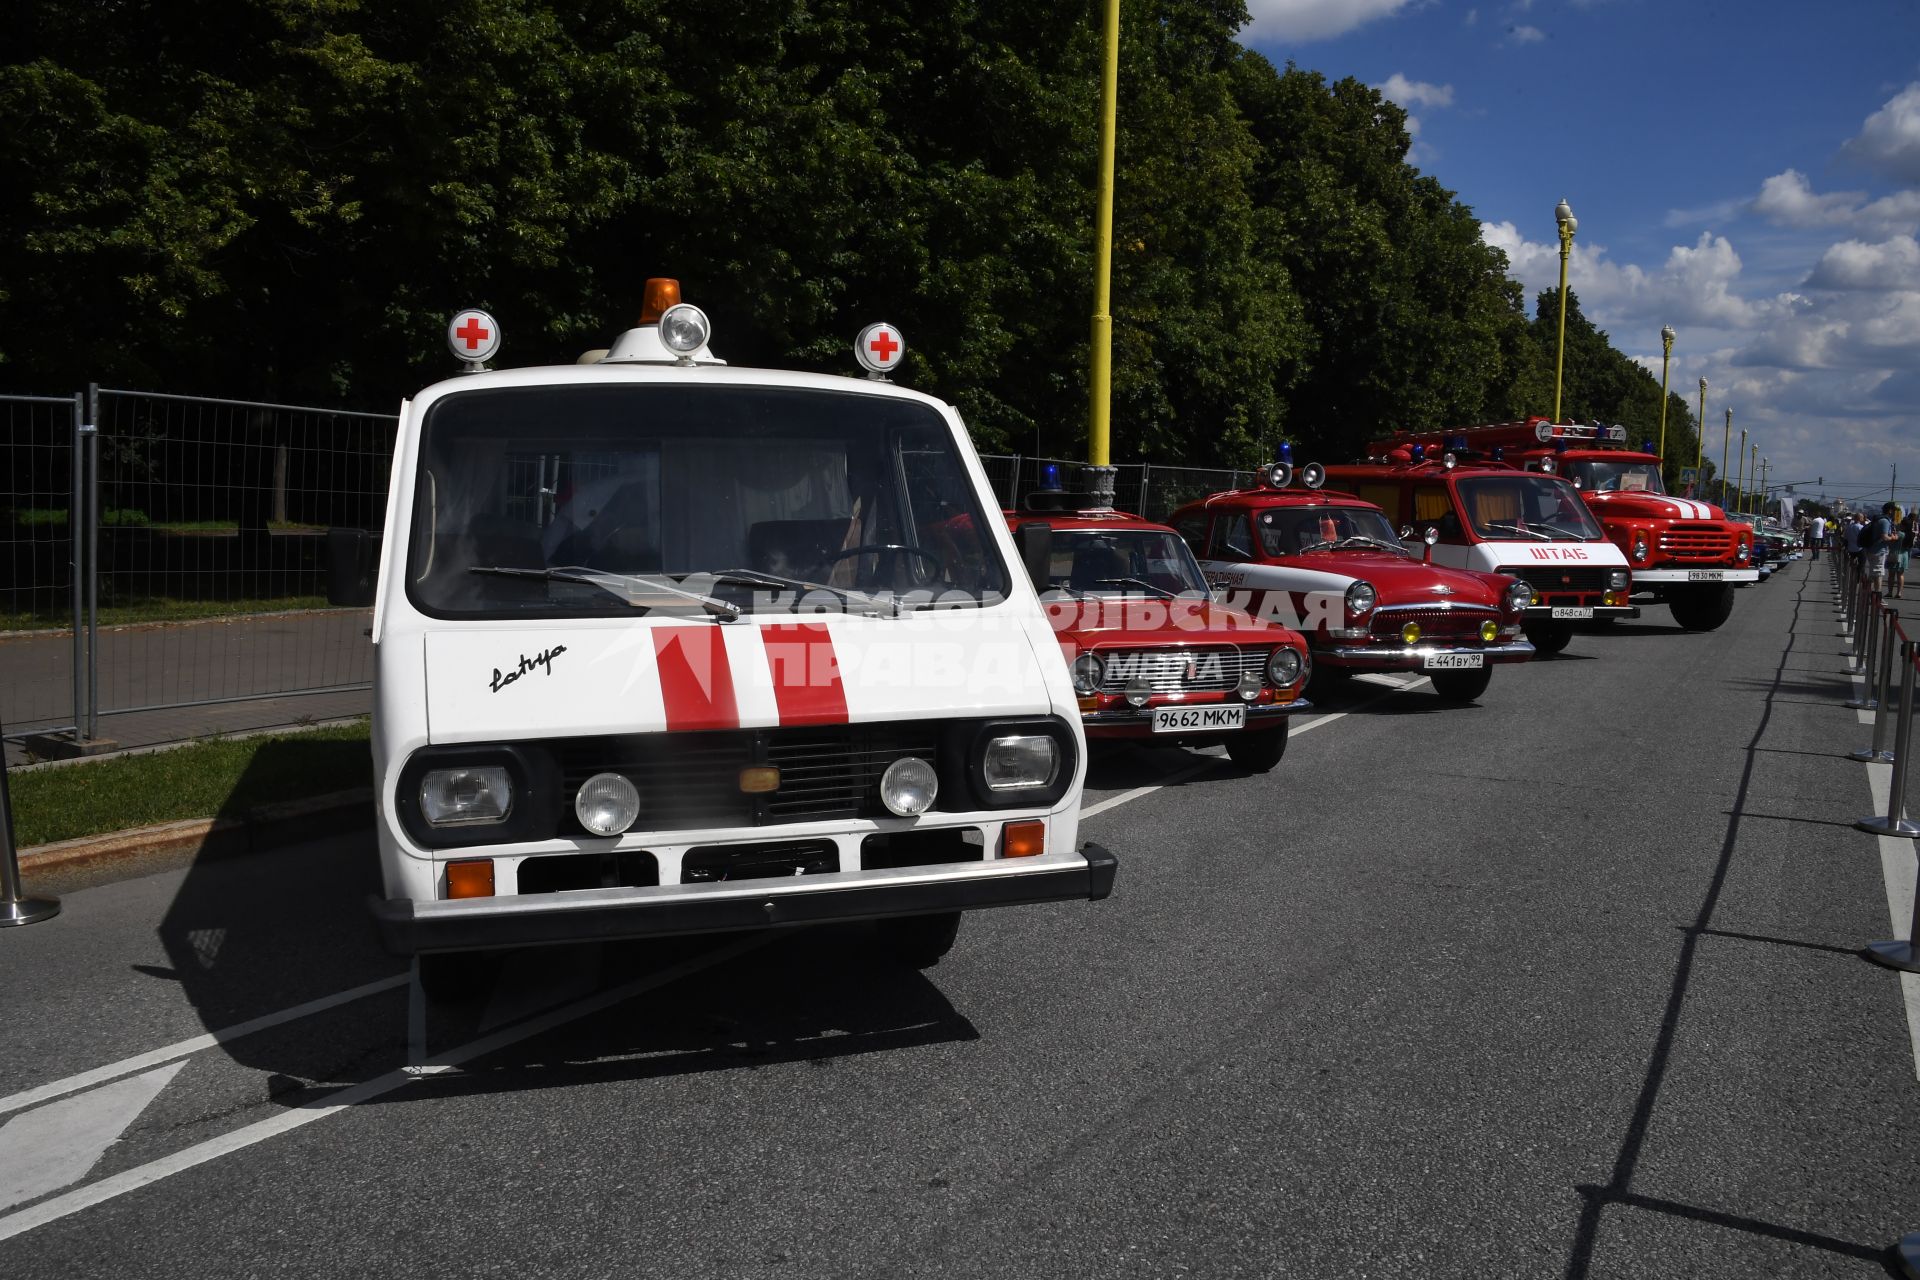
[0,710,61,927]
[69,391,86,738]
[1857,640,1920,838]
[1853,611,1900,758]
[84,384,100,742]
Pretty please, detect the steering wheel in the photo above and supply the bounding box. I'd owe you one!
[823,543,946,580]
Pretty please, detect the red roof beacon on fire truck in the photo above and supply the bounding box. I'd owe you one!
[1322,444,1635,655]
[1366,419,1755,631]
[341,280,1116,1000]
[1005,470,1313,772]
[1167,458,1535,703]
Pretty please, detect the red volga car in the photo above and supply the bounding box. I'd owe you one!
[1006,497,1312,772]
[1168,470,1535,702]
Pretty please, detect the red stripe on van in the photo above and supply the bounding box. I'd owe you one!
[653,626,739,732]
[760,623,848,725]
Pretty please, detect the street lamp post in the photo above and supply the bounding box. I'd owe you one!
[1696,378,1707,479]
[1737,427,1747,514]
[1748,442,1758,516]
[1761,458,1770,518]
[1721,407,1732,510]
[1657,325,1675,473]
[1087,0,1121,472]
[1553,199,1577,424]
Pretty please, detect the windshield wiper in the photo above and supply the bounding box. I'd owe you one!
[1091,576,1177,600]
[1481,522,1552,541]
[1334,535,1401,552]
[698,569,899,617]
[467,565,740,619]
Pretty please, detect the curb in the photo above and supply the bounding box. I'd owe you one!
[18,787,374,882]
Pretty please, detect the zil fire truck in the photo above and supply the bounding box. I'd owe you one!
[1168,464,1535,703]
[1321,452,1634,655]
[1366,419,1755,631]
[1004,489,1313,772]
[338,282,1117,1000]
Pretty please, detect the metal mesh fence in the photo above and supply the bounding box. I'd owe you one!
[86,390,396,720]
[978,455,1255,523]
[0,395,81,735]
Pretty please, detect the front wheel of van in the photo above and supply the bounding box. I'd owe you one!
[1223,722,1289,772]
[876,912,962,968]
[1524,622,1572,655]
[415,951,500,1005]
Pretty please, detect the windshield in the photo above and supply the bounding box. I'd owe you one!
[1565,459,1666,495]
[1455,475,1606,540]
[1044,530,1211,597]
[406,384,1009,618]
[1255,505,1408,556]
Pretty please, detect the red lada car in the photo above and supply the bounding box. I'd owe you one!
[1167,471,1535,702]
[1006,499,1313,772]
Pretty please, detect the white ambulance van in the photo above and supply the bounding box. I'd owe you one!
[354,284,1116,998]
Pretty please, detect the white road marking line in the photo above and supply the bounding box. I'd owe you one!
[0,934,769,1242]
[1078,675,1431,821]
[0,1063,187,1211]
[0,974,410,1119]
[1849,662,1920,1080]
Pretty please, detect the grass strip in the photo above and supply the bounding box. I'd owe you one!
[8,721,371,848]
[2,595,341,631]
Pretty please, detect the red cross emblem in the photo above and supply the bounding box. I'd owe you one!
[455,317,490,350]
[855,322,905,375]
[868,329,900,363]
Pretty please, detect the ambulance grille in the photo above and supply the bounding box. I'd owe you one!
[557,725,939,830]
[1495,565,1610,596]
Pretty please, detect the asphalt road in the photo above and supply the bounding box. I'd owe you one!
[2,559,1917,1278]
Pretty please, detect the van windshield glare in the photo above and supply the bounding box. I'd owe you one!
[406,384,1010,618]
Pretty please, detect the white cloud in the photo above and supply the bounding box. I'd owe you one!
[1752,170,1862,228]
[1805,236,1920,291]
[1845,83,1920,183]
[1241,0,1413,43]
[1376,74,1454,110]
[1505,24,1545,44]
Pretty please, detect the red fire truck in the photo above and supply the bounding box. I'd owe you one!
[1005,494,1313,772]
[1365,419,1755,631]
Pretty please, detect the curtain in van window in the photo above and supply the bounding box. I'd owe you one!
[660,439,851,572]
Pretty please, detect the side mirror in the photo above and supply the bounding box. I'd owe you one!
[1015,521,1053,596]
[1423,525,1438,563]
[326,527,381,607]
[1398,524,1414,540]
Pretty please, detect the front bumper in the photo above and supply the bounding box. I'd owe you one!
[1322,640,1534,668]
[1082,697,1310,739]
[371,843,1118,956]
[1525,604,1640,622]
[1633,567,1760,585]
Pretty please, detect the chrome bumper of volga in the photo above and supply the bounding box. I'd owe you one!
[371,844,1119,955]
[1324,640,1535,663]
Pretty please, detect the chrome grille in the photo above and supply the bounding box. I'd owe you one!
[1370,605,1497,640]
[1097,645,1269,693]
[1658,523,1737,560]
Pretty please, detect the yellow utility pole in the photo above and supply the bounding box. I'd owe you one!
[1695,378,1707,477]
[1657,325,1675,470]
[1553,199,1578,423]
[1087,0,1120,468]
[1749,443,1759,515]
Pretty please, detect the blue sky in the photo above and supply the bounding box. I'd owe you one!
[1239,0,1920,509]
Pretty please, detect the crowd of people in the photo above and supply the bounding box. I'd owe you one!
[1807,505,1920,598]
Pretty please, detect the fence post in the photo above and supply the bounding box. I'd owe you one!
[84,383,101,743]
[1140,464,1153,519]
[69,391,86,741]
[0,709,61,928]
[1857,640,1920,838]
[1853,609,1900,759]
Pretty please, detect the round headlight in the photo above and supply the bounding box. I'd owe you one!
[1539,456,1557,474]
[880,756,938,816]
[1345,580,1377,616]
[1506,581,1534,611]
[658,302,711,353]
[1480,619,1499,642]
[1266,646,1303,686]
[1608,569,1630,591]
[1400,621,1422,645]
[575,772,640,836]
[1736,541,1750,561]
[1632,537,1649,561]
[1070,652,1104,695]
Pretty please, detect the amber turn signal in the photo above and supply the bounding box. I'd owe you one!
[739,766,781,794]
[446,859,495,899]
[1002,820,1046,859]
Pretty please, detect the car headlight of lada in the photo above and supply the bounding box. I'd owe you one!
[1345,580,1376,617]
[982,735,1060,792]
[420,766,514,827]
[1070,652,1104,695]
[1266,646,1305,687]
[1505,581,1534,613]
